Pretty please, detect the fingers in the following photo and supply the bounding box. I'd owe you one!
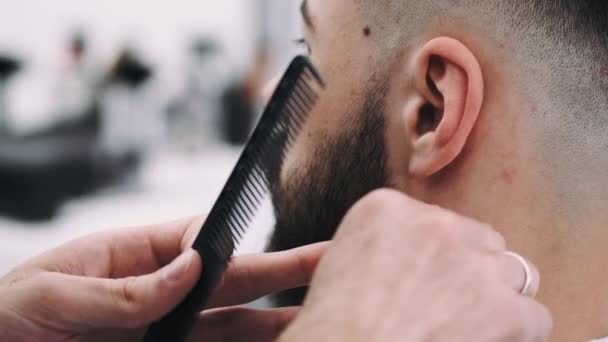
[525,298,553,342]
[499,252,540,298]
[351,190,541,296]
[207,242,329,308]
[37,249,202,329]
[342,190,506,253]
[355,190,542,296]
[187,307,298,342]
[102,216,205,278]
[452,216,507,252]
[21,216,205,279]
[507,297,553,342]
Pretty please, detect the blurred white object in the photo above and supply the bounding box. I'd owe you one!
[100,81,166,156]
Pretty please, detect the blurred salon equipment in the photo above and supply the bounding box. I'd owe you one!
[0,0,303,223]
[0,1,301,278]
[220,46,269,145]
[100,48,156,156]
[0,54,21,135]
[0,44,153,221]
[167,38,224,149]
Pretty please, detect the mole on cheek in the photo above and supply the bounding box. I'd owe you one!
[363,26,371,37]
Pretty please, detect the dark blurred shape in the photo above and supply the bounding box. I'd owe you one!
[220,46,269,145]
[107,50,152,89]
[221,85,254,144]
[100,47,157,155]
[166,37,223,148]
[70,31,87,60]
[0,45,151,222]
[0,54,22,136]
[0,56,21,82]
[38,31,101,138]
[0,135,137,221]
[191,39,218,59]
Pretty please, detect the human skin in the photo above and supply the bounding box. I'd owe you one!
[279,190,552,342]
[269,0,608,340]
[0,191,551,342]
[0,216,327,342]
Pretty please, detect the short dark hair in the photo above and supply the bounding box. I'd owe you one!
[360,0,608,210]
[529,1,608,57]
[362,0,608,122]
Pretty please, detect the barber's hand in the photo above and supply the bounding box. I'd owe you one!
[0,216,327,342]
[280,189,553,342]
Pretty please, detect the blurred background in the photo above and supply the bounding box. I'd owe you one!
[0,0,305,274]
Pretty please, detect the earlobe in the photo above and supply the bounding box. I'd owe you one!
[405,37,484,178]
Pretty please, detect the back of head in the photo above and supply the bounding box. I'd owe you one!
[362,0,608,214]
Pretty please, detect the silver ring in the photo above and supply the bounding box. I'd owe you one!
[504,251,534,297]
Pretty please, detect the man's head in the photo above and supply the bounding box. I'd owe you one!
[268,0,608,317]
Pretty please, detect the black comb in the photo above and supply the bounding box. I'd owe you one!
[143,56,324,342]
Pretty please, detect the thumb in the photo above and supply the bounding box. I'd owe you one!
[46,249,202,329]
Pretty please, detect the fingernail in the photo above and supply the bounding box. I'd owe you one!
[164,250,195,284]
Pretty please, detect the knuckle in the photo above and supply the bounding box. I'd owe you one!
[1,269,38,288]
[488,228,507,250]
[466,256,497,285]
[27,273,59,301]
[365,188,408,202]
[32,272,64,298]
[476,222,506,250]
[23,273,70,314]
[340,190,399,232]
[422,213,462,249]
[114,277,145,326]
[348,189,416,222]
[538,303,554,338]
[292,248,315,284]
[7,273,48,318]
[352,189,399,215]
[335,189,418,244]
[498,299,534,340]
[27,272,51,291]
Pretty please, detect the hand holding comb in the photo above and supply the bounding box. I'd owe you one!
[143,56,325,342]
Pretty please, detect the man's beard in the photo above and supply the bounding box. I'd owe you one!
[267,80,390,306]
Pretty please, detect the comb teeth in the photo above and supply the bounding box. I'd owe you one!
[193,56,324,260]
[141,56,325,342]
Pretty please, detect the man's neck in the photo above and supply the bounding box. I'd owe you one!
[515,215,608,342]
[439,175,608,341]
[404,135,608,340]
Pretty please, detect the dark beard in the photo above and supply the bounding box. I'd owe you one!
[266,81,390,306]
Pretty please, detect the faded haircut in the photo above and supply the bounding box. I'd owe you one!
[359,0,608,118]
[360,0,608,209]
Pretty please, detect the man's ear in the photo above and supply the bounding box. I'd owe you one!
[403,37,484,178]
